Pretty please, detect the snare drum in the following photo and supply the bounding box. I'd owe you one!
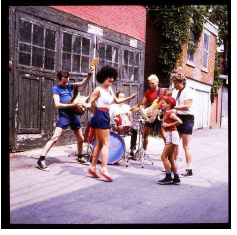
[115,113,132,133]
[93,132,125,164]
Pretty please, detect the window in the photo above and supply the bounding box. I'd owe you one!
[18,18,56,71]
[187,31,195,63]
[122,50,140,81]
[97,43,119,72]
[62,32,91,73]
[202,33,209,69]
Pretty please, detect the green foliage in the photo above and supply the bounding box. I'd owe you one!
[148,5,204,84]
[210,52,222,103]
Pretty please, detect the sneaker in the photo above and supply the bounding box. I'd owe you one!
[157,177,173,185]
[180,169,193,178]
[173,177,181,185]
[162,168,166,172]
[78,156,89,164]
[37,159,49,171]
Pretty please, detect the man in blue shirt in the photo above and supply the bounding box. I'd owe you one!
[37,70,93,171]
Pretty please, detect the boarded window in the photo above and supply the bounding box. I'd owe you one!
[18,18,56,71]
[62,32,91,73]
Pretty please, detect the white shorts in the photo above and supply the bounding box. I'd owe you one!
[165,130,180,145]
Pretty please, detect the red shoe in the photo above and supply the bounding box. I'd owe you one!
[87,168,100,178]
[98,170,113,182]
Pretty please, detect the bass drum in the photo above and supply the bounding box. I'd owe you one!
[93,132,125,164]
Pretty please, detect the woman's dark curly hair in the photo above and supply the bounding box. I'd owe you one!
[96,65,118,84]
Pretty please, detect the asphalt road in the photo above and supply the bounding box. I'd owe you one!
[9,128,229,225]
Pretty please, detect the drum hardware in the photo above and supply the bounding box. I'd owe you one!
[123,117,154,168]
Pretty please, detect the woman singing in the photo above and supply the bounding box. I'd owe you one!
[86,66,137,182]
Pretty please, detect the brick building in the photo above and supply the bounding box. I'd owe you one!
[145,12,218,130]
[9,6,147,151]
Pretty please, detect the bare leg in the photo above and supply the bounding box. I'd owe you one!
[73,128,84,155]
[41,127,63,157]
[168,146,178,174]
[143,126,151,150]
[91,130,102,171]
[97,129,110,172]
[182,134,193,164]
[161,143,175,173]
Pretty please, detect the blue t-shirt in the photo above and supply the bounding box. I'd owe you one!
[52,83,73,104]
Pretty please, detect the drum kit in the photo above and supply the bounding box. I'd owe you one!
[82,111,153,168]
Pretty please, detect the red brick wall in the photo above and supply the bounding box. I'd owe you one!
[178,30,217,85]
[50,5,146,42]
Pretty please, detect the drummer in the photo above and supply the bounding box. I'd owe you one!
[110,91,138,157]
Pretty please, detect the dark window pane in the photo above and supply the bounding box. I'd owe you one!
[19,19,32,43]
[135,53,139,66]
[113,48,118,63]
[106,45,112,61]
[98,60,105,70]
[128,51,134,66]
[62,53,71,71]
[19,43,31,52]
[82,38,90,55]
[45,29,56,50]
[122,65,128,80]
[81,56,89,73]
[123,50,128,65]
[32,47,43,68]
[188,51,194,62]
[63,33,72,52]
[19,52,31,66]
[45,50,55,70]
[106,61,112,67]
[113,63,118,71]
[33,24,44,47]
[73,36,81,54]
[99,44,105,59]
[72,55,81,72]
[134,67,139,80]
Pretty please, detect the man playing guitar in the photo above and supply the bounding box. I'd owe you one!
[37,69,94,171]
[139,74,166,157]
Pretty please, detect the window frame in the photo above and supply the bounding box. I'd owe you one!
[202,32,210,71]
[16,12,59,72]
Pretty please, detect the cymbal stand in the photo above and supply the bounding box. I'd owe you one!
[125,119,153,168]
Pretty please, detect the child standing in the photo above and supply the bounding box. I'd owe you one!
[158,96,183,185]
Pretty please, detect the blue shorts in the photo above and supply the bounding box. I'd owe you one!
[56,109,81,130]
[177,115,194,135]
[145,117,163,129]
[90,109,110,129]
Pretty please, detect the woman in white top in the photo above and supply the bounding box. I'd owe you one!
[86,66,136,181]
[172,72,195,178]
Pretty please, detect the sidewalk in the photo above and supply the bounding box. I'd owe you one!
[10,128,229,225]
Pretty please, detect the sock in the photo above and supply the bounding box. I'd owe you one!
[187,163,192,170]
[166,173,172,178]
[39,155,45,161]
[143,150,147,154]
[174,173,179,179]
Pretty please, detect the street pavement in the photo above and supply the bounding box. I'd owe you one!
[9,128,229,225]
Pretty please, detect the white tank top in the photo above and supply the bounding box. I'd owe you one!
[96,86,114,109]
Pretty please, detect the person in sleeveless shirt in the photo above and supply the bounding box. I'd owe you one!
[86,66,137,182]
[171,72,195,178]
[37,69,93,171]
[139,75,166,158]
[157,97,183,185]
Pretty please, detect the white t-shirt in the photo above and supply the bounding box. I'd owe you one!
[110,103,131,123]
[172,86,195,115]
